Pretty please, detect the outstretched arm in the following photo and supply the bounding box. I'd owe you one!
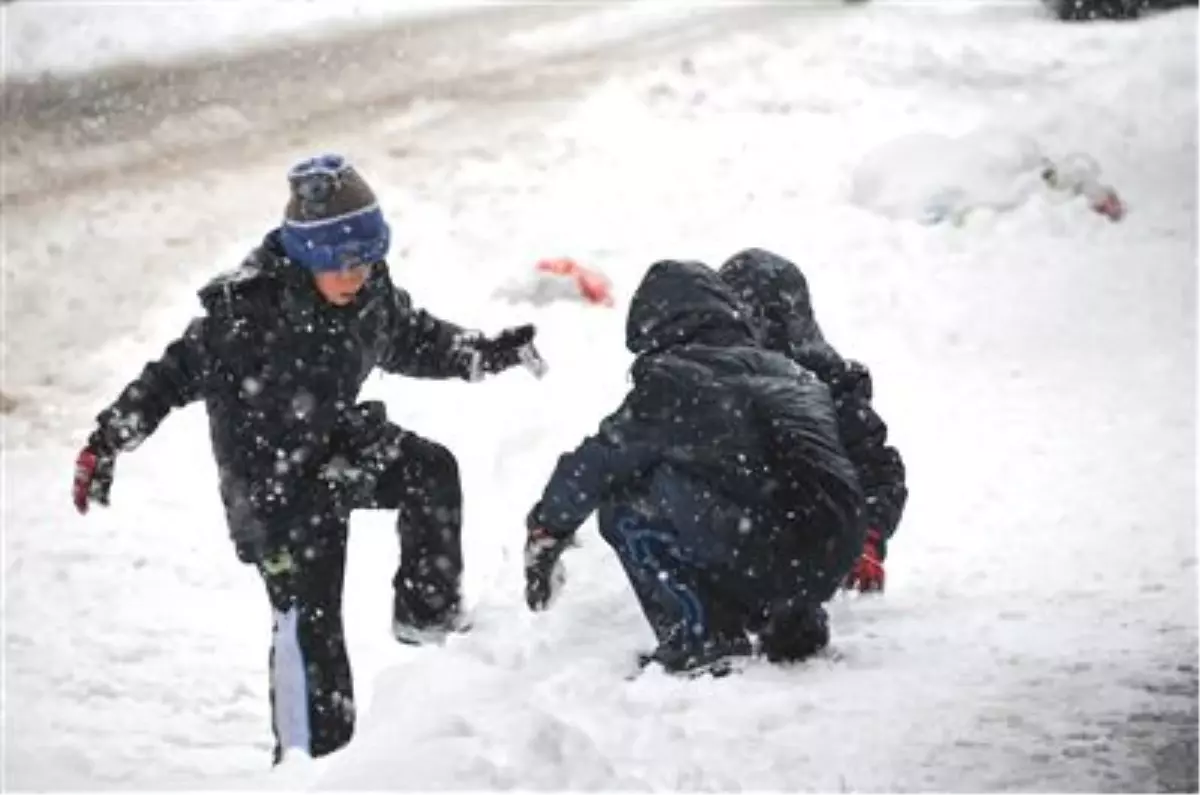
[378,285,482,380]
[74,318,210,514]
[522,403,658,611]
[92,318,210,451]
[380,284,541,382]
[531,406,659,537]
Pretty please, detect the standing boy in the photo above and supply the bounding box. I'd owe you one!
[72,154,541,761]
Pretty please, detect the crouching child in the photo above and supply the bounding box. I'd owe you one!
[718,248,908,593]
[522,259,866,675]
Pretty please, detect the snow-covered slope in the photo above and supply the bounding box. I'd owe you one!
[3,1,1195,790]
[313,5,1198,790]
[2,1,473,80]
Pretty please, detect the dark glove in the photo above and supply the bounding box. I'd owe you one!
[525,526,571,611]
[476,324,545,377]
[842,528,885,593]
[73,434,116,515]
[523,503,574,610]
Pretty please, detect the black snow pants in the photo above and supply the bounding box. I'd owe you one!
[257,428,463,762]
[596,476,860,671]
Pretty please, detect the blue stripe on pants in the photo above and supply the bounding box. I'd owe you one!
[602,505,707,645]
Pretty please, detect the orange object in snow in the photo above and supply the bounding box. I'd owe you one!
[1089,187,1126,222]
[535,258,614,306]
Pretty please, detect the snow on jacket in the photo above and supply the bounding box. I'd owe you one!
[531,259,866,587]
[718,247,908,555]
[91,230,482,554]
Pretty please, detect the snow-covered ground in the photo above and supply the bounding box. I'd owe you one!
[1,0,710,82]
[3,0,1196,791]
[2,0,479,80]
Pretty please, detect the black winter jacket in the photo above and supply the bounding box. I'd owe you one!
[92,230,484,555]
[718,248,908,554]
[532,260,866,582]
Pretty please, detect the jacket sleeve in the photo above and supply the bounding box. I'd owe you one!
[378,285,480,380]
[532,401,660,536]
[92,318,210,452]
[827,359,908,550]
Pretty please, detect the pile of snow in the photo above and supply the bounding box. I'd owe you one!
[851,129,1046,223]
[849,128,1125,225]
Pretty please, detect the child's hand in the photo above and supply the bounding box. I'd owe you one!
[842,529,885,593]
[478,324,540,376]
[524,524,569,611]
[73,438,115,515]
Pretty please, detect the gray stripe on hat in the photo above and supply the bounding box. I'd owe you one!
[282,203,382,229]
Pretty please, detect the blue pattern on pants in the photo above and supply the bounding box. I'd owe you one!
[602,505,707,645]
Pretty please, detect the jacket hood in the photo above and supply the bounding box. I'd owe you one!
[625,260,758,355]
[717,247,827,353]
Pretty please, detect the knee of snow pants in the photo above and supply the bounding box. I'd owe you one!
[776,487,869,607]
[372,431,464,619]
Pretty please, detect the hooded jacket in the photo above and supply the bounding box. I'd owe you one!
[531,260,865,582]
[91,230,482,555]
[718,248,908,553]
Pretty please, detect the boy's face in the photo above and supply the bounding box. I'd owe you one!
[313,265,371,306]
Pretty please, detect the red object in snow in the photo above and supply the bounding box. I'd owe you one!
[1089,186,1126,222]
[1042,156,1126,223]
[535,258,614,306]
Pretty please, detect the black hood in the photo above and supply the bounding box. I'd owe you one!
[717,248,826,353]
[625,260,759,355]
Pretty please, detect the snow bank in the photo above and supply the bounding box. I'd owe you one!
[851,129,1048,223]
[849,128,1126,224]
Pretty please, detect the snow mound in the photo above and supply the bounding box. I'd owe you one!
[849,128,1122,225]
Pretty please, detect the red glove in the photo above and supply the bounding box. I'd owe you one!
[73,443,115,515]
[843,529,885,593]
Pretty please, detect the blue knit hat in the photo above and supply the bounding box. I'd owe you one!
[280,154,391,272]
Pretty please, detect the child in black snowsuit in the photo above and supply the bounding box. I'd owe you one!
[522,260,866,674]
[718,248,908,592]
[71,154,541,762]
